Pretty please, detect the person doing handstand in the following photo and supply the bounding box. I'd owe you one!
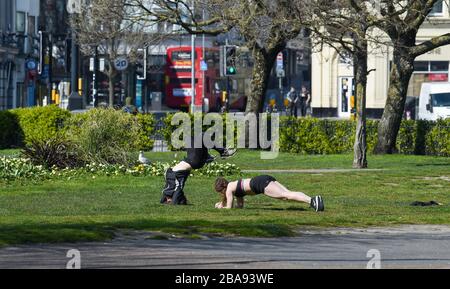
[160,136,236,205]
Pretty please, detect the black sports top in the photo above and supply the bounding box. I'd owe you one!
[235,179,246,198]
[234,175,277,197]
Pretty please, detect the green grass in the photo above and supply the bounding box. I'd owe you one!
[0,149,20,157]
[0,149,449,246]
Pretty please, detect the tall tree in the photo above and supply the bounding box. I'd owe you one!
[128,0,306,113]
[374,0,450,153]
[304,0,376,168]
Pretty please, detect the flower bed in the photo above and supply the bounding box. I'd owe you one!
[0,156,241,183]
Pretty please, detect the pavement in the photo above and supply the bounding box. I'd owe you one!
[0,225,449,269]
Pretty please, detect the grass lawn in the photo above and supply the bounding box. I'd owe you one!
[0,149,449,246]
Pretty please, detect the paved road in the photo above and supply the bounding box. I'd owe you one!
[0,225,449,269]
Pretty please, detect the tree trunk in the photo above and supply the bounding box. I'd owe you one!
[107,69,116,107]
[375,48,414,154]
[109,77,114,107]
[246,47,279,113]
[352,42,368,169]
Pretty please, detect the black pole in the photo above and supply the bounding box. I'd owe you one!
[68,28,82,110]
[48,33,53,105]
[70,30,77,94]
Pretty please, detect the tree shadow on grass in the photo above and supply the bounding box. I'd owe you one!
[246,206,307,212]
[0,219,296,247]
[415,163,450,167]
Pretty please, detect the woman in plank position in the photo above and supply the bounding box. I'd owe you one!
[214,175,324,211]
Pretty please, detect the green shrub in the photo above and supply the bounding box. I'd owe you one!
[425,118,450,156]
[136,113,155,151]
[280,117,354,154]
[66,108,141,165]
[0,110,23,149]
[397,120,435,155]
[10,105,71,145]
[365,120,379,152]
[21,137,81,169]
[397,120,416,155]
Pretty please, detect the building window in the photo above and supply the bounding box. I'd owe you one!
[27,15,36,36]
[408,60,449,97]
[429,0,443,16]
[16,12,26,33]
[413,61,429,72]
[430,61,448,71]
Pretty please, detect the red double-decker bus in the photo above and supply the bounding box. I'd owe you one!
[165,46,249,112]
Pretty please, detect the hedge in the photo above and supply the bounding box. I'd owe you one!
[1,105,71,148]
[426,118,450,156]
[0,110,23,149]
[0,106,155,151]
[159,114,449,156]
[136,113,156,151]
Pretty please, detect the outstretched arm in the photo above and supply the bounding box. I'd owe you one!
[225,185,234,209]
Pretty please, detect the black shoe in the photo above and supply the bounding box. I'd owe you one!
[310,196,324,212]
[220,148,237,159]
[205,154,216,164]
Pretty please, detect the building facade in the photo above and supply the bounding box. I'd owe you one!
[0,0,40,111]
[311,2,450,119]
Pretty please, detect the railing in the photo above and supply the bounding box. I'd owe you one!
[151,114,168,152]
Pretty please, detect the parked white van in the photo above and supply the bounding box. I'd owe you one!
[418,82,450,120]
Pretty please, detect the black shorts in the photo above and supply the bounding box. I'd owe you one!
[184,146,209,169]
[250,175,276,195]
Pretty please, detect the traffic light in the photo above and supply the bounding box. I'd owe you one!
[224,45,237,76]
[53,36,67,69]
[136,48,147,80]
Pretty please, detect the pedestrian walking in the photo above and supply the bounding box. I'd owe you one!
[300,86,311,117]
[286,86,298,117]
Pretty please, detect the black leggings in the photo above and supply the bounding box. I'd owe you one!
[184,135,225,170]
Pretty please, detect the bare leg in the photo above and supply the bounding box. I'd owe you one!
[172,161,192,172]
[264,181,312,204]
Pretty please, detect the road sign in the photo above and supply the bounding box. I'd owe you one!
[26,59,37,70]
[276,52,283,70]
[89,57,95,72]
[99,58,105,72]
[114,57,128,71]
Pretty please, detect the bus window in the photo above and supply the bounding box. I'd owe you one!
[170,78,199,85]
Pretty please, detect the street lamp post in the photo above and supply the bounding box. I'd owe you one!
[67,0,83,111]
[190,1,196,113]
[92,45,98,107]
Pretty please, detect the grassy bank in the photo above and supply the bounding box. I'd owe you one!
[0,150,449,246]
